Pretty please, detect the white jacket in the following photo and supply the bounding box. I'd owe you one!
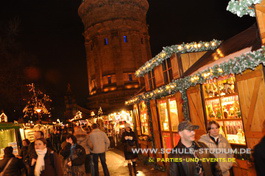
[199,134,234,176]
[89,129,110,154]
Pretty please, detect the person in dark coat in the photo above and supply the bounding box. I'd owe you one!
[19,139,31,176]
[121,123,138,176]
[31,138,63,176]
[60,134,86,176]
[0,146,24,176]
[253,120,265,176]
[50,128,61,153]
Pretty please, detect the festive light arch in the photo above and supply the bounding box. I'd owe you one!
[135,40,222,77]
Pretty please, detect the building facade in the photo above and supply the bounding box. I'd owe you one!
[78,0,151,113]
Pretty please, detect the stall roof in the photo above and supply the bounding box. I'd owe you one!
[0,123,22,130]
[183,23,262,77]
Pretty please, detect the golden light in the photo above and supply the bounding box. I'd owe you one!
[178,45,183,50]
[35,108,42,113]
[211,42,216,46]
[160,52,166,58]
[205,42,209,47]
[214,56,219,60]
[218,68,223,73]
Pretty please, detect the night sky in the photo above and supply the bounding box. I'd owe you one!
[0,0,256,118]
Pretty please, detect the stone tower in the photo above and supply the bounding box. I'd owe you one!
[78,0,151,113]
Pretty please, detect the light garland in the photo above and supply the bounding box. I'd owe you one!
[126,46,265,109]
[226,0,262,17]
[135,40,222,77]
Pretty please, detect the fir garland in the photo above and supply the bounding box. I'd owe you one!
[226,0,262,17]
[126,46,265,120]
[135,40,222,77]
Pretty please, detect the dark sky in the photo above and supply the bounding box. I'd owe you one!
[0,0,256,116]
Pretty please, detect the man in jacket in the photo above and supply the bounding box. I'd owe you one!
[168,121,222,176]
[199,121,234,176]
[89,123,110,176]
[0,146,24,176]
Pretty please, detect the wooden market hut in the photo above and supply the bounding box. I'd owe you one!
[127,22,265,174]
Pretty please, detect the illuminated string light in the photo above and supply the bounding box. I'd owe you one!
[135,40,222,77]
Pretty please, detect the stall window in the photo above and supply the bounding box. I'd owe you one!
[158,100,170,131]
[203,74,246,145]
[157,97,180,150]
[162,58,173,84]
[139,102,149,135]
[148,70,156,90]
[168,98,179,131]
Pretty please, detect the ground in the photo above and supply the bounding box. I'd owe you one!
[97,149,167,176]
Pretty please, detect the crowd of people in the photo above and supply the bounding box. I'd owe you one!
[0,119,264,176]
[0,123,111,176]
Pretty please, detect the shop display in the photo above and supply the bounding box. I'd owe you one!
[203,75,235,98]
[224,121,246,144]
[139,102,149,135]
[157,97,180,150]
[158,100,170,131]
[168,98,179,131]
[203,75,246,145]
[0,128,19,159]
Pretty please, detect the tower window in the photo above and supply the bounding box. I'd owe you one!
[104,38,109,45]
[123,36,128,43]
[141,38,144,44]
[108,76,112,84]
[128,74,133,81]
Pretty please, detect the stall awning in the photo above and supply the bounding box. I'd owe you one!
[0,123,22,130]
[183,23,261,77]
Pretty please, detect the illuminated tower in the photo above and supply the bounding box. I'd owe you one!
[78,0,151,112]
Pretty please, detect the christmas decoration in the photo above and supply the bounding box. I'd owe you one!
[126,46,265,118]
[135,40,222,77]
[0,112,8,122]
[23,83,52,121]
[226,0,262,17]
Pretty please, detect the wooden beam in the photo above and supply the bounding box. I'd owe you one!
[256,4,265,13]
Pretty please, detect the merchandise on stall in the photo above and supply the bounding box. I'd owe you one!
[203,74,246,145]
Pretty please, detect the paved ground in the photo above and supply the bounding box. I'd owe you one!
[97,149,167,176]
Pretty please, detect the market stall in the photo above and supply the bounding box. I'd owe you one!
[0,123,22,159]
[107,110,134,147]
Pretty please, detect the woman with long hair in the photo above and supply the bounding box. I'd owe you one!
[60,134,86,176]
[121,123,138,176]
[31,138,63,176]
